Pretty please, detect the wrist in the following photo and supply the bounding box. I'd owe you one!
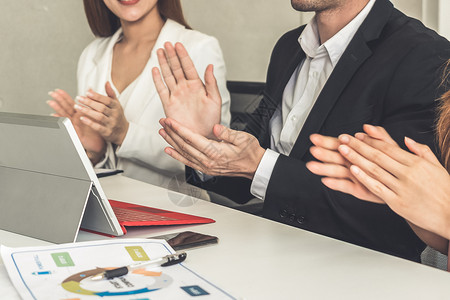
[86,150,105,165]
[442,211,450,241]
[244,147,266,180]
[116,122,130,146]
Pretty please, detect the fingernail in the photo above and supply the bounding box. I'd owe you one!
[339,145,350,155]
[350,165,360,175]
[76,96,85,103]
[74,104,83,111]
[86,91,94,98]
[339,135,350,143]
[159,129,166,138]
[46,100,51,104]
[405,137,415,144]
[355,133,365,140]
[48,91,54,96]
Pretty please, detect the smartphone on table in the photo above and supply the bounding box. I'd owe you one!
[149,231,218,251]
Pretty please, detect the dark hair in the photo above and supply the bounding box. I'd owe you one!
[83,0,191,37]
[437,59,450,171]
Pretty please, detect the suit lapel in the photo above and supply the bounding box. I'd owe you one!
[256,46,305,147]
[289,33,372,158]
[289,0,394,159]
[272,49,306,110]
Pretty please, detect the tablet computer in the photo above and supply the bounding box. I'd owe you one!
[0,112,124,243]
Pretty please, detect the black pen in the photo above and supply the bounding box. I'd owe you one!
[90,251,187,281]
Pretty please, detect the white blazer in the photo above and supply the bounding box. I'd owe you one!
[77,19,231,193]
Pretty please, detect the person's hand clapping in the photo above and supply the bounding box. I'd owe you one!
[73,82,129,146]
[152,42,221,139]
[306,132,384,203]
[337,125,450,240]
[307,124,450,241]
[47,88,106,164]
[159,118,265,180]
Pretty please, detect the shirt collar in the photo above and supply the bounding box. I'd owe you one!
[298,19,323,60]
[298,0,375,67]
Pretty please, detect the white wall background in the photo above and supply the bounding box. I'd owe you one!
[0,1,92,115]
[0,0,448,115]
[183,0,449,82]
[181,0,301,82]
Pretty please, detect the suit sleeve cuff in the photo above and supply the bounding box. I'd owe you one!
[195,170,214,182]
[250,149,279,200]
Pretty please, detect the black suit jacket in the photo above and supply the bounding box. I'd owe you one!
[189,0,450,262]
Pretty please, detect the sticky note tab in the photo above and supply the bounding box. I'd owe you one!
[181,285,210,296]
[125,246,150,261]
[51,252,74,267]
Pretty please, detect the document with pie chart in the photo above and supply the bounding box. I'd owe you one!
[1,239,235,299]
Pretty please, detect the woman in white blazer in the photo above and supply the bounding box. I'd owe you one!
[48,0,230,196]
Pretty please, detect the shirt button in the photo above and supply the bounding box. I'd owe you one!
[291,115,297,122]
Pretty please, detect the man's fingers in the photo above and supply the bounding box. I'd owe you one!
[175,42,200,80]
[213,124,242,143]
[204,65,221,103]
[164,42,186,83]
[160,128,203,167]
[160,127,196,162]
[156,48,177,91]
[163,147,206,174]
[164,118,212,151]
[152,67,170,103]
[161,120,211,167]
[310,134,341,150]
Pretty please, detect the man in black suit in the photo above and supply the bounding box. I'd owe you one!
[152,0,450,262]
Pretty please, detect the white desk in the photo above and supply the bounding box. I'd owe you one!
[1,175,449,299]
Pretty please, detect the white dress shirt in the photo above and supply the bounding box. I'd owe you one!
[77,19,231,193]
[251,0,376,200]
